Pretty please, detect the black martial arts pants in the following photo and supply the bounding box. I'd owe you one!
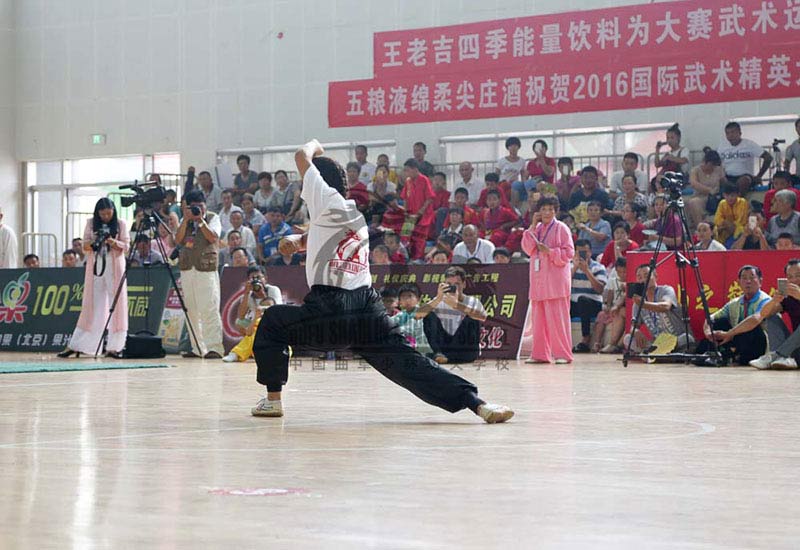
[252,285,482,413]
[696,318,767,365]
[422,312,481,364]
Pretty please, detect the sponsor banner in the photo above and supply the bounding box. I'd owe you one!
[219,264,530,359]
[0,267,172,352]
[329,0,800,126]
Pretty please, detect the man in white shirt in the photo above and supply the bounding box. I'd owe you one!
[355,144,377,185]
[452,225,495,264]
[227,210,257,256]
[608,152,649,198]
[218,189,243,235]
[784,117,800,176]
[718,121,772,195]
[452,161,484,205]
[0,207,18,268]
[249,139,512,424]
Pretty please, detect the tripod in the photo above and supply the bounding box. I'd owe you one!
[94,208,200,357]
[622,180,722,367]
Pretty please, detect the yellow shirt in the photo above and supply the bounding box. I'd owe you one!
[714,197,749,241]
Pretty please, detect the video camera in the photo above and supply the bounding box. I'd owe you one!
[91,224,112,252]
[660,171,687,196]
[119,180,166,209]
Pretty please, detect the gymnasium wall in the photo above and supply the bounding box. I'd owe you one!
[0,0,17,232]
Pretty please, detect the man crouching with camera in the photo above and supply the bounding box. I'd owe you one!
[223,267,283,363]
[415,266,487,364]
[175,189,225,359]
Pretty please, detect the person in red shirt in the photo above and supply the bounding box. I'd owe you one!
[431,171,452,238]
[481,190,520,248]
[507,190,544,253]
[448,188,481,228]
[476,173,511,209]
[400,158,436,260]
[524,139,556,184]
[383,230,409,264]
[378,193,406,233]
[621,202,646,246]
[345,162,369,212]
[600,221,639,269]
[764,171,800,221]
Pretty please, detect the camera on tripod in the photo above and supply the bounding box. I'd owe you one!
[91,225,112,252]
[119,181,166,209]
[660,171,687,193]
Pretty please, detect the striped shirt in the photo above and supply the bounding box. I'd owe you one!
[570,259,607,303]
[434,295,486,336]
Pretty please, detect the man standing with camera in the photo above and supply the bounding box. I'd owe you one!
[175,189,224,359]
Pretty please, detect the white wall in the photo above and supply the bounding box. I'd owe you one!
[1,0,18,237]
[12,0,800,173]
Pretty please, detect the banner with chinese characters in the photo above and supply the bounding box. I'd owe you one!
[0,267,172,352]
[624,250,796,338]
[218,264,528,359]
[329,0,800,127]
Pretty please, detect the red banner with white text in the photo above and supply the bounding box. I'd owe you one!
[329,0,800,127]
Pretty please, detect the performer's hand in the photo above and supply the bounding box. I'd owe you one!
[536,242,549,254]
[303,139,324,158]
[278,237,299,256]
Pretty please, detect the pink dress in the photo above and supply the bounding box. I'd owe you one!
[521,219,575,363]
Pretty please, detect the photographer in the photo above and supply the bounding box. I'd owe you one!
[58,198,129,359]
[416,266,487,364]
[223,266,282,363]
[175,189,225,359]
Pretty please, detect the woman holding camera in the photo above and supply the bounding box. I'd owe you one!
[58,198,129,358]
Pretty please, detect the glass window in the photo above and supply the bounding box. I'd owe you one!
[66,156,144,184]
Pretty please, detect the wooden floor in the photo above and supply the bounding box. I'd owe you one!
[1,353,799,549]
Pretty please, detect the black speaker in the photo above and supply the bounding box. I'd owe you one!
[124,331,166,358]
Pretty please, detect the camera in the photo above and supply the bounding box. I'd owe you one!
[444,284,457,293]
[250,277,263,293]
[578,250,589,260]
[119,182,166,209]
[626,282,646,299]
[660,171,687,194]
[91,224,112,252]
[190,205,202,217]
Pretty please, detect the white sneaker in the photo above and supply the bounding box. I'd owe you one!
[222,352,239,363]
[477,403,514,424]
[554,358,570,364]
[770,355,798,369]
[749,352,777,369]
[251,398,283,417]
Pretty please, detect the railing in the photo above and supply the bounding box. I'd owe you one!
[22,233,59,267]
[65,212,93,242]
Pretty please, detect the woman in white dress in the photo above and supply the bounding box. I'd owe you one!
[58,198,129,358]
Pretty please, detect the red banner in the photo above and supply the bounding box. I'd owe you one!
[329,0,800,127]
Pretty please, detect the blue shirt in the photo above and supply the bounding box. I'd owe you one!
[257,222,292,258]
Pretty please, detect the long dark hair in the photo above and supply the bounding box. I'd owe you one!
[92,197,119,237]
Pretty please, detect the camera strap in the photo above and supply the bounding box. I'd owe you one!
[93,248,107,278]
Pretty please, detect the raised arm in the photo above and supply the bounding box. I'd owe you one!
[294,139,324,179]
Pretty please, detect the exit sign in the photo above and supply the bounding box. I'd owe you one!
[91,134,106,145]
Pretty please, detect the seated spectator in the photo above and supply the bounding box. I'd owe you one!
[431,171,452,237]
[570,239,608,353]
[241,193,266,235]
[718,121,772,195]
[766,189,800,247]
[366,165,397,228]
[497,136,526,184]
[383,230,409,264]
[440,207,465,242]
[355,144,376,185]
[643,194,683,250]
[776,232,800,250]
[375,153,399,183]
[449,188,480,227]
[131,234,164,265]
[153,222,176,261]
[391,284,433,356]
[698,265,772,365]
[268,170,301,220]
[230,247,252,268]
[621,202,646,246]
[416,266,487,364]
[223,266,282,363]
[452,224,495,264]
[424,234,457,264]
[694,222,727,251]
[609,174,648,218]
[377,194,406,233]
[429,250,450,264]
[380,286,399,316]
[493,247,511,264]
[454,161,483,205]
[196,170,222,213]
[764,171,800,221]
[652,123,690,193]
[227,210,257,256]
[784,117,800,175]
[346,161,370,212]
[71,237,86,266]
[600,222,639,269]
[567,166,610,211]
[476,172,511,209]
[555,157,582,208]
[253,172,274,212]
[371,244,392,265]
[576,200,612,258]
[481,189,520,249]
[749,258,800,369]
[590,257,627,353]
[400,158,436,260]
[23,253,39,268]
[623,264,695,353]
[730,211,768,250]
[524,139,556,185]
[686,149,726,230]
[218,189,243,235]
[233,154,259,203]
[609,152,648,199]
[219,230,256,269]
[412,141,435,177]
[257,206,292,262]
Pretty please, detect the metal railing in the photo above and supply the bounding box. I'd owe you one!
[22,233,59,267]
[66,212,93,242]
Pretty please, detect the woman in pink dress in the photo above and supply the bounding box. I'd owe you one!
[521,196,575,364]
[58,198,129,358]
